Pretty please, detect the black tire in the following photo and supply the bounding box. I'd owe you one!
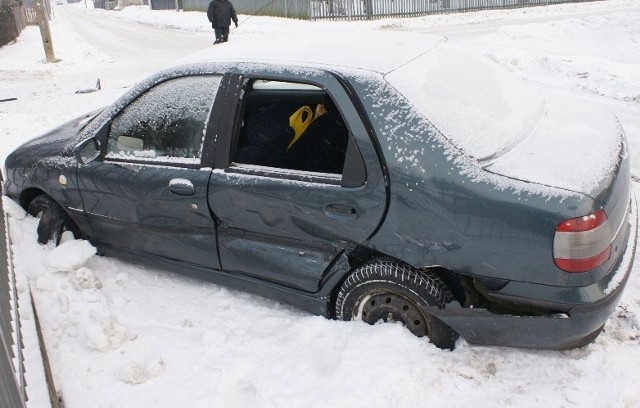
[27,194,70,245]
[335,259,458,350]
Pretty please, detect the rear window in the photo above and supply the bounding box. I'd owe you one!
[385,46,545,161]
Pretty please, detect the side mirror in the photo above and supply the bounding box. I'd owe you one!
[75,138,101,165]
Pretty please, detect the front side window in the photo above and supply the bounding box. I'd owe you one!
[106,75,221,165]
[234,79,350,175]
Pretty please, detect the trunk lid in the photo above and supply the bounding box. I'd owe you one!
[486,93,631,277]
[484,93,628,215]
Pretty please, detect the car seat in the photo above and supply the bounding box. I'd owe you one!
[236,103,294,168]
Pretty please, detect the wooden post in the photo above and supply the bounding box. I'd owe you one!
[36,3,58,63]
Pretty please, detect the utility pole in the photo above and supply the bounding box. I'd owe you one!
[35,3,58,63]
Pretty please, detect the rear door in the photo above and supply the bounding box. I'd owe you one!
[77,75,222,268]
[208,69,387,292]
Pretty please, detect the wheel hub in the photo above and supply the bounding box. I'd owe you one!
[360,293,429,337]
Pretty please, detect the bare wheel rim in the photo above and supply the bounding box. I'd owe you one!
[358,292,430,338]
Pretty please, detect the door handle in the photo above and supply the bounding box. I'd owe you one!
[169,178,195,196]
[325,204,358,220]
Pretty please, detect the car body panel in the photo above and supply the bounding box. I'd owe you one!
[429,198,636,349]
[346,73,598,285]
[74,74,223,269]
[3,112,99,234]
[206,67,387,292]
[77,160,219,268]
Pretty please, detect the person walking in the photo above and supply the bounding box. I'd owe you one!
[207,0,238,44]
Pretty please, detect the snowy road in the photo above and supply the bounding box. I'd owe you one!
[58,5,210,64]
[2,2,640,407]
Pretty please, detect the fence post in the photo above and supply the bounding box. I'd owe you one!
[36,3,57,63]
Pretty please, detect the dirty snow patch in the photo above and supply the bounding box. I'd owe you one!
[85,315,130,352]
[69,267,103,291]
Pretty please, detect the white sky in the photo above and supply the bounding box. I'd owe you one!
[1,1,640,407]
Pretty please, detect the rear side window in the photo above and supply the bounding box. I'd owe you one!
[106,75,222,165]
[233,79,350,175]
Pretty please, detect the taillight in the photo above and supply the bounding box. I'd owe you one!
[553,209,612,273]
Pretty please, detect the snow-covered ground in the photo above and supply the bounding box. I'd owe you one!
[1,1,640,407]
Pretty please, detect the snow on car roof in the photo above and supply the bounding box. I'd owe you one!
[184,30,446,74]
[186,35,544,161]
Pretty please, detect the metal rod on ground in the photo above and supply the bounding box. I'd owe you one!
[234,0,279,29]
[30,291,62,408]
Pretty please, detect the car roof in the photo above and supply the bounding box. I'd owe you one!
[180,33,545,162]
[183,30,446,74]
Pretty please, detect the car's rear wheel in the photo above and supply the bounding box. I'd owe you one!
[27,194,74,245]
[334,259,458,350]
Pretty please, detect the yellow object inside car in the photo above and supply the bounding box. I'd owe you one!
[288,104,327,149]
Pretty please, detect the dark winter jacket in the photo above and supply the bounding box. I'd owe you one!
[207,0,238,29]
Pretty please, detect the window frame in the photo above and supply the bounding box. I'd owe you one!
[219,74,366,187]
[101,74,224,169]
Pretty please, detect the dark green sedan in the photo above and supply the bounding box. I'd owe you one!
[4,44,636,350]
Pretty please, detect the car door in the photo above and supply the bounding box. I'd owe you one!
[76,75,222,269]
[208,70,387,292]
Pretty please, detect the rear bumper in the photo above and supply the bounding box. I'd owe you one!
[431,195,637,349]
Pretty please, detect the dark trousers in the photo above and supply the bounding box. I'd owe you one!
[214,26,230,42]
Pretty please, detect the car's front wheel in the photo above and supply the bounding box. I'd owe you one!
[334,259,458,350]
[27,194,74,245]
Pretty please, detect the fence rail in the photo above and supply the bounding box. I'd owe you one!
[177,0,599,20]
[310,0,598,19]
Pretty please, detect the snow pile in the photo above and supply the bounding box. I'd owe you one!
[0,15,111,73]
[69,267,103,291]
[45,239,97,272]
[85,314,129,352]
[118,355,166,385]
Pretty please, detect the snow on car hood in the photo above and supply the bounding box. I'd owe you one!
[385,45,545,161]
[484,92,623,196]
[6,109,102,169]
